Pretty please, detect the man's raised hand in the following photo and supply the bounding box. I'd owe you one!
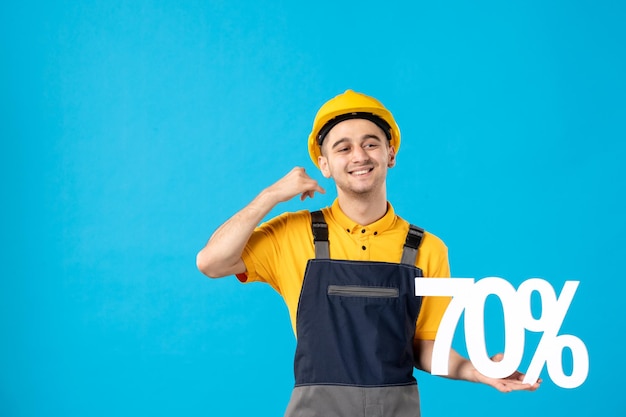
[265,167,326,203]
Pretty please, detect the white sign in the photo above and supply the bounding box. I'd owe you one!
[415,277,589,389]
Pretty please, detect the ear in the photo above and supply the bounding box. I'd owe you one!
[387,146,396,168]
[318,155,332,178]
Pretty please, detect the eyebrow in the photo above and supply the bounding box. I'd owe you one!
[330,134,384,150]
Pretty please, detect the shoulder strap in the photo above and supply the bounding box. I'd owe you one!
[310,210,330,259]
[400,224,425,265]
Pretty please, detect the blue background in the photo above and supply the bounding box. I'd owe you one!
[2,1,625,416]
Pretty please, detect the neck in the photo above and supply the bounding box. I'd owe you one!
[336,188,388,226]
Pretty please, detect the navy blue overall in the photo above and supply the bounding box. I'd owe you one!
[284,211,425,417]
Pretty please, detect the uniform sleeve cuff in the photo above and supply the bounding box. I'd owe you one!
[237,247,257,283]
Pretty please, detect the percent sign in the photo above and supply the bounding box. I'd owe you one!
[415,277,589,389]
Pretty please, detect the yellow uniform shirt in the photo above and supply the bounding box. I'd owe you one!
[240,199,451,341]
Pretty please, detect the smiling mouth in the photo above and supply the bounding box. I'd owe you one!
[348,167,374,176]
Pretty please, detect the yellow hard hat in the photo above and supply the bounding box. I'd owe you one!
[307,90,401,167]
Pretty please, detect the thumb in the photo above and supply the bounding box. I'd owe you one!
[491,353,504,362]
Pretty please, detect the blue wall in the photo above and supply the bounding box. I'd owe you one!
[3,1,625,415]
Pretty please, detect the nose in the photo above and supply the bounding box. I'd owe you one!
[350,146,370,164]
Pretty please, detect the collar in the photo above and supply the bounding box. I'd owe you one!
[328,199,397,236]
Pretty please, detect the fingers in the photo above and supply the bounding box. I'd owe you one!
[474,367,541,393]
[485,353,541,391]
[289,167,325,200]
[268,167,326,203]
[310,184,326,196]
[300,186,325,201]
[501,379,540,392]
[486,377,539,393]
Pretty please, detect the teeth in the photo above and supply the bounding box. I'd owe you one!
[352,169,370,176]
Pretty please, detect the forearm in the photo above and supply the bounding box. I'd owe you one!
[414,339,540,392]
[196,189,278,278]
[413,339,477,383]
[442,348,478,382]
[197,167,324,278]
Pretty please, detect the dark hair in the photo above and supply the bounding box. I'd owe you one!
[317,112,392,146]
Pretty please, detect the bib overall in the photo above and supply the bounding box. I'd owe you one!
[284,211,425,417]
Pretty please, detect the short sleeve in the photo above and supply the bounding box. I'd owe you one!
[238,210,312,297]
[239,214,288,293]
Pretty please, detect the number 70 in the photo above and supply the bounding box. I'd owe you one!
[414,277,588,388]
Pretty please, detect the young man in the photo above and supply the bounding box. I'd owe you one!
[197,90,539,416]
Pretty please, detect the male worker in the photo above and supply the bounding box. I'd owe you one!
[197,90,539,416]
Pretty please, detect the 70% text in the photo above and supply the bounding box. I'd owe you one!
[415,277,589,388]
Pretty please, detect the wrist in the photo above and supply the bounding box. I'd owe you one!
[451,358,479,383]
[257,186,281,208]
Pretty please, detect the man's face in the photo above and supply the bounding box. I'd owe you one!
[318,118,396,198]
